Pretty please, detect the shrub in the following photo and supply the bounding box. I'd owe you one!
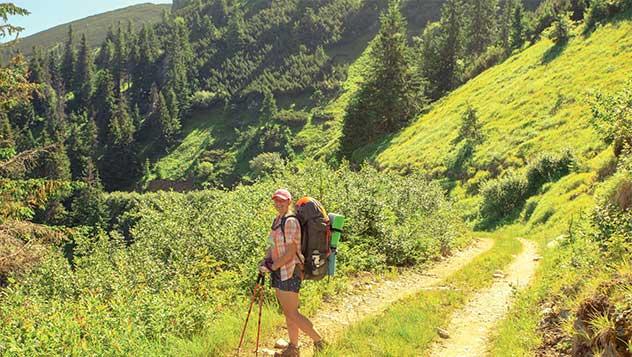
[249,152,285,178]
[585,0,632,31]
[191,90,219,109]
[275,109,309,128]
[480,170,529,222]
[526,149,575,194]
[593,167,632,246]
[547,12,572,44]
[0,161,468,354]
[590,79,632,158]
[466,170,492,195]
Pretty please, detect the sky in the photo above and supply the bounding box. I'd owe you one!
[4,1,172,40]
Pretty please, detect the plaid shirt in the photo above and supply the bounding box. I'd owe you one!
[269,215,303,281]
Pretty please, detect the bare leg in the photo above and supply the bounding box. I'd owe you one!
[276,289,322,344]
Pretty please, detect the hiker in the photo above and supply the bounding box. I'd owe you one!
[259,188,326,356]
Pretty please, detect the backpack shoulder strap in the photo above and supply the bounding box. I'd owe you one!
[280,214,298,243]
[280,214,303,264]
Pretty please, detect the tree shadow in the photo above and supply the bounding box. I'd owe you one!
[541,40,569,65]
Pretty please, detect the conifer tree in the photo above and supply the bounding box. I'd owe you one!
[92,71,117,142]
[74,33,94,111]
[259,89,277,126]
[510,3,525,50]
[418,0,462,99]
[113,24,128,94]
[341,1,423,157]
[132,25,159,115]
[464,0,498,58]
[67,112,98,179]
[61,25,76,92]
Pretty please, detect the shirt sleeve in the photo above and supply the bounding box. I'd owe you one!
[284,217,301,248]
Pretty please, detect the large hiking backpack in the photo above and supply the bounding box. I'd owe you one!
[296,197,331,280]
[279,197,345,280]
[278,197,329,280]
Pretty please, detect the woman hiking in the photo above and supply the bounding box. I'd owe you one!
[259,188,326,356]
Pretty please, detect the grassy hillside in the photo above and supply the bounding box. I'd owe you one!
[142,0,447,187]
[374,13,632,177]
[144,0,551,189]
[0,3,170,61]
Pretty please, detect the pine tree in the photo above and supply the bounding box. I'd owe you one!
[70,162,107,229]
[74,33,94,112]
[108,95,135,146]
[61,25,76,92]
[162,89,181,145]
[113,24,128,94]
[259,89,277,126]
[47,49,62,88]
[161,18,194,117]
[92,71,117,143]
[67,112,98,179]
[28,47,49,84]
[341,1,423,156]
[455,105,484,145]
[44,85,67,142]
[465,0,498,58]
[28,48,50,117]
[155,90,179,146]
[497,0,515,54]
[419,0,462,100]
[132,25,159,115]
[101,95,138,191]
[164,86,180,124]
[225,9,248,51]
[96,26,116,69]
[510,3,525,50]
[439,0,462,94]
[42,143,72,180]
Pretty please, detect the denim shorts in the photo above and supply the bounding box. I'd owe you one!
[271,267,302,293]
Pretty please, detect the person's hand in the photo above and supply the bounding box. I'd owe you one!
[259,257,275,273]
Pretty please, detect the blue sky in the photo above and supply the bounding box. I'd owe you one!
[5,1,172,40]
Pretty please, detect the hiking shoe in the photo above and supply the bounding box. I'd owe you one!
[277,343,300,357]
[313,339,327,353]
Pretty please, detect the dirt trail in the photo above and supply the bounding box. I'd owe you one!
[262,238,494,356]
[427,238,539,357]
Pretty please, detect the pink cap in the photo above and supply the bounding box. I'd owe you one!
[272,188,292,201]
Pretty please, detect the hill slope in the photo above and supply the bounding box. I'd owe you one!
[1,3,170,61]
[375,14,632,176]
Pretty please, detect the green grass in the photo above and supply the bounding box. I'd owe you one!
[146,108,234,182]
[1,3,169,62]
[484,149,615,355]
[374,13,632,177]
[320,235,522,356]
[487,223,615,356]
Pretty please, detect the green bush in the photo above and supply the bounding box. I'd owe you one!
[480,170,529,223]
[190,90,219,109]
[547,13,572,44]
[249,152,285,178]
[526,149,575,194]
[0,161,468,354]
[593,167,632,247]
[585,0,632,31]
[274,109,309,128]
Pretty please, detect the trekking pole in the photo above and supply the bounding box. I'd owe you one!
[254,273,265,355]
[237,273,265,356]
